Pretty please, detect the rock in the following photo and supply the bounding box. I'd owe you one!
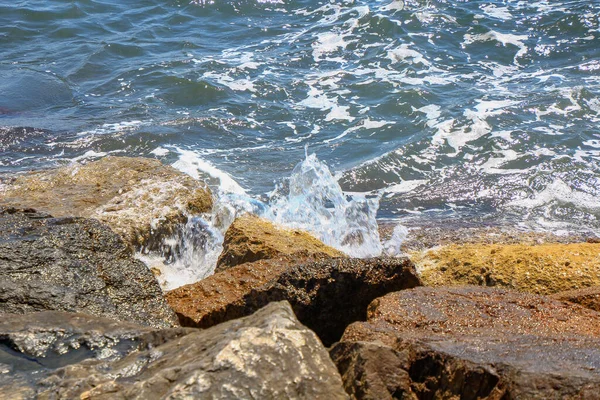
[413,242,600,295]
[0,156,212,249]
[0,302,348,399]
[167,257,421,346]
[216,214,345,272]
[0,207,178,328]
[551,286,600,312]
[332,286,600,399]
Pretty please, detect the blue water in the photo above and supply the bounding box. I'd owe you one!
[1,0,600,234]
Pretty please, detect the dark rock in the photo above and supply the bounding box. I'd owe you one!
[0,207,178,328]
[167,257,422,346]
[551,286,600,312]
[215,214,344,272]
[332,286,600,399]
[0,302,348,399]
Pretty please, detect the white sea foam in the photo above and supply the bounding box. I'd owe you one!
[481,4,512,20]
[463,30,529,61]
[508,179,600,214]
[172,147,246,194]
[387,44,430,66]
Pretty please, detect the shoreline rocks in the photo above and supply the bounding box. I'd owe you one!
[413,242,600,294]
[0,302,348,399]
[167,257,422,346]
[332,285,600,399]
[551,285,600,312]
[1,155,599,399]
[216,214,345,272]
[0,156,212,250]
[0,207,178,328]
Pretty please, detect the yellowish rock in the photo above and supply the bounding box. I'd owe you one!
[414,242,600,295]
[215,214,345,272]
[0,156,212,249]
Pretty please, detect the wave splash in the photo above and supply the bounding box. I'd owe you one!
[148,150,406,290]
[265,152,383,258]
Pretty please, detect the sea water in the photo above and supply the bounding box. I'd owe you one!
[1,0,599,288]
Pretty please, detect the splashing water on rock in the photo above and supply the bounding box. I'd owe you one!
[266,153,383,258]
[151,151,407,290]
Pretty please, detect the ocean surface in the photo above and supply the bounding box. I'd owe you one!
[1,0,600,267]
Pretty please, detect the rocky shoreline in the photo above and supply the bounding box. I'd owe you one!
[1,156,600,399]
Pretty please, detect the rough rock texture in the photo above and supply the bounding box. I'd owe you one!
[0,302,348,399]
[0,156,212,249]
[167,257,421,346]
[551,286,600,312]
[216,214,345,272]
[0,207,178,328]
[414,242,600,294]
[379,222,595,252]
[332,286,600,399]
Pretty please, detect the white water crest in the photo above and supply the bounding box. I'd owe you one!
[146,150,408,290]
[265,152,384,258]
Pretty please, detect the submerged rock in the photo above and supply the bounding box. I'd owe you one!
[0,207,178,328]
[551,286,600,312]
[167,257,421,346]
[0,302,348,399]
[413,242,600,295]
[215,214,345,272]
[332,286,600,399]
[0,156,212,249]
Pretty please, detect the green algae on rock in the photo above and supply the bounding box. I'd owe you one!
[0,156,212,250]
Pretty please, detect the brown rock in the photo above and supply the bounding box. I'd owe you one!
[551,286,600,312]
[332,286,600,399]
[215,214,345,272]
[167,257,422,346]
[0,302,349,399]
[413,242,600,295]
[0,156,212,249]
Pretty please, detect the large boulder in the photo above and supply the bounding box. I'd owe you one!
[215,214,345,272]
[0,156,212,249]
[167,257,421,346]
[414,242,600,295]
[551,286,600,312]
[331,286,600,399]
[0,302,348,399]
[0,207,178,328]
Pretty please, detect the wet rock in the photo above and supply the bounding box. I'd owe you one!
[167,257,421,346]
[413,242,600,295]
[551,286,600,312]
[0,302,348,399]
[0,207,178,328]
[332,286,600,399]
[215,214,345,272]
[0,156,212,249]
